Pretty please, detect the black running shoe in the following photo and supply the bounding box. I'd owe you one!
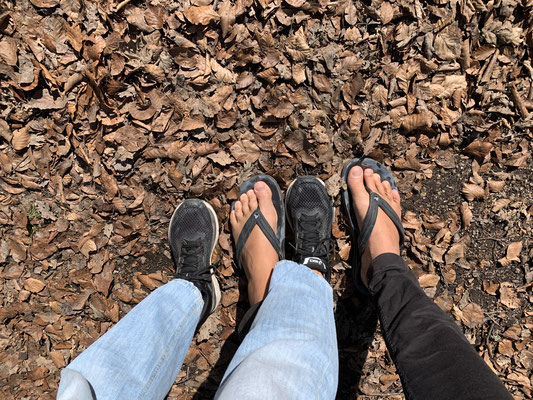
[286,176,334,281]
[168,199,221,325]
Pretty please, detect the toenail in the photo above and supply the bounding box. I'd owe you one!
[351,166,363,177]
[255,182,266,191]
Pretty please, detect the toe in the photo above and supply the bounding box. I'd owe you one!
[373,173,383,193]
[230,209,237,227]
[347,166,366,201]
[392,189,401,204]
[363,168,378,192]
[234,201,243,219]
[382,180,392,197]
[240,193,250,214]
[254,181,272,203]
[248,189,258,211]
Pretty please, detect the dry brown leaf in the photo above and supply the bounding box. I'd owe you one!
[487,180,505,192]
[0,37,18,66]
[464,140,492,160]
[460,303,484,328]
[230,140,260,163]
[12,127,30,151]
[401,111,433,133]
[180,115,205,131]
[144,64,165,82]
[218,0,236,37]
[313,73,332,93]
[207,151,233,166]
[268,100,294,118]
[500,282,520,309]
[462,183,485,201]
[460,202,473,229]
[24,278,45,293]
[498,241,522,266]
[50,350,66,368]
[445,242,465,264]
[79,238,97,258]
[183,6,220,25]
[211,59,237,83]
[342,74,363,104]
[379,2,394,24]
[66,24,83,53]
[30,0,58,8]
[257,68,279,84]
[418,274,440,288]
[292,64,306,84]
[483,280,499,295]
[433,26,462,61]
[492,198,510,212]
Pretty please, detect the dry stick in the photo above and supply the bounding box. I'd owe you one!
[510,82,530,119]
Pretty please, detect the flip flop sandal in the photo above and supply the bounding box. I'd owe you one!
[233,175,285,271]
[341,158,405,296]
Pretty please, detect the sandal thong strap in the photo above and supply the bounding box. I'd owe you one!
[236,207,282,267]
[358,190,405,253]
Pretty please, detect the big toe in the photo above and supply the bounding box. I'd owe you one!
[347,166,368,204]
[254,181,272,203]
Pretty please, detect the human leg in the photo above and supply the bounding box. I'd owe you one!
[215,261,338,400]
[57,280,204,400]
[57,199,221,400]
[216,177,338,399]
[344,160,512,400]
[369,253,512,400]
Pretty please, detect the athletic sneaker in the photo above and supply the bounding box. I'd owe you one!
[286,176,334,281]
[168,199,221,325]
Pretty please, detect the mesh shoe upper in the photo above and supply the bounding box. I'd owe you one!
[168,199,220,323]
[286,176,333,279]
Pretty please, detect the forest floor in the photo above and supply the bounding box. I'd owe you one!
[0,0,532,398]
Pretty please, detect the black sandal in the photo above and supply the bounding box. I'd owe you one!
[341,158,405,296]
[233,175,285,271]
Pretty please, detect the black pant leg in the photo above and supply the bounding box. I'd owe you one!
[368,253,512,400]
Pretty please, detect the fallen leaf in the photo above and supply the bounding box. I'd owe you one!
[418,274,440,287]
[483,280,499,295]
[500,282,520,309]
[12,127,30,151]
[230,140,260,163]
[401,111,433,133]
[30,0,58,8]
[460,303,484,328]
[460,202,473,229]
[462,183,485,201]
[24,278,45,293]
[0,37,18,66]
[183,6,220,25]
[498,241,522,266]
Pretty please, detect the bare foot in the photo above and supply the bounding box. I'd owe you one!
[230,181,279,306]
[347,166,402,287]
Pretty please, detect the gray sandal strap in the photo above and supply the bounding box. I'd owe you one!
[358,190,405,252]
[236,207,282,267]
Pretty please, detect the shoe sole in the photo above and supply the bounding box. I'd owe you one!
[168,200,221,313]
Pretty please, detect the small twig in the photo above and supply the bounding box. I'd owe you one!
[510,82,530,119]
[198,349,213,368]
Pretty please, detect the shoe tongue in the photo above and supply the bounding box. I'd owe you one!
[302,256,327,274]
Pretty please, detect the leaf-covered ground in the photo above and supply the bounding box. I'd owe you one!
[0,0,532,398]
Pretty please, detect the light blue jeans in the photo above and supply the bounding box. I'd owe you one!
[57,261,338,399]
